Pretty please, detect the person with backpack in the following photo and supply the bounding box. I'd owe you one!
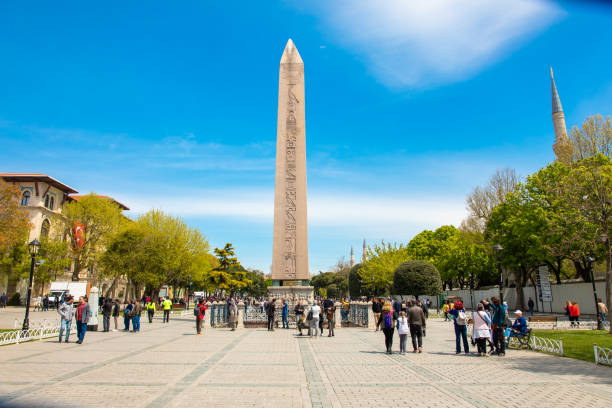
[281,299,289,329]
[408,300,426,353]
[112,299,120,331]
[397,311,409,354]
[131,299,142,332]
[146,299,156,323]
[378,301,397,354]
[123,299,133,331]
[448,300,469,354]
[195,299,207,335]
[266,298,276,331]
[472,303,492,356]
[294,301,305,335]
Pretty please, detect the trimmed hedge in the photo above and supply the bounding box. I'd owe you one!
[392,260,442,297]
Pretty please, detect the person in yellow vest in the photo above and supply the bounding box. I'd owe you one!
[146,298,156,323]
[442,301,450,321]
[162,297,172,323]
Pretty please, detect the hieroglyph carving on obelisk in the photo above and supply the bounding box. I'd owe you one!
[271,39,309,282]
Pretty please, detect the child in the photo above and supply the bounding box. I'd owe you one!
[397,311,410,355]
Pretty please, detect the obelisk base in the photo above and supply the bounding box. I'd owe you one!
[268,285,314,307]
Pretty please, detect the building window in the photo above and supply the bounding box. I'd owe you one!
[49,196,55,210]
[21,190,31,206]
[40,219,50,239]
[44,195,50,209]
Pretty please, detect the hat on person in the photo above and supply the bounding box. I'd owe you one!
[515,310,522,315]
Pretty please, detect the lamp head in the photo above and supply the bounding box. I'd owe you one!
[28,239,41,256]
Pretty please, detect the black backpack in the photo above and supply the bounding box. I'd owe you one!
[194,304,201,317]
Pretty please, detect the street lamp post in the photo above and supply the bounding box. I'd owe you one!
[469,273,474,311]
[493,244,504,304]
[586,256,602,330]
[22,239,41,331]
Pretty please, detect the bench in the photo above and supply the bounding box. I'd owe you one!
[506,328,532,349]
[528,316,557,323]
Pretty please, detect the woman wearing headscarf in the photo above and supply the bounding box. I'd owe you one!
[472,303,491,356]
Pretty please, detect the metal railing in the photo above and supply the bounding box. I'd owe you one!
[342,303,369,327]
[529,335,564,356]
[594,344,612,365]
[1,321,64,346]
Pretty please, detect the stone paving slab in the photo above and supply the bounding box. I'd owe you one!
[0,318,610,407]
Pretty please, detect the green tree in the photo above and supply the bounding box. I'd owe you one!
[62,193,125,281]
[0,179,30,257]
[33,238,72,293]
[570,114,612,162]
[359,242,411,295]
[348,263,364,298]
[207,243,250,295]
[392,260,442,298]
[244,269,267,298]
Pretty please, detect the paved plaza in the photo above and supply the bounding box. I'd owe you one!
[0,316,611,408]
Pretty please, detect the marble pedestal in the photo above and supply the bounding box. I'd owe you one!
[268,285,314,306]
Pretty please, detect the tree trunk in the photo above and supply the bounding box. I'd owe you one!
[514,265,529,311]
[606,238,611,334]
[573,260,591,282]
[546,259,562,284]
[106,276,120,298]
[71,258,81,281]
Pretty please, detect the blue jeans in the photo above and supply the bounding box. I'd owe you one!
[76,321,87,342]
[132,315,140,331]
[124,315,131,330]
[59,319,71,342]
[282,314,288,329]
[600,313,607,322]
[454,324,469,353]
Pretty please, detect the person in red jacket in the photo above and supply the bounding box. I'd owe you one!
[195,299,207,335]
[569,301,580,327]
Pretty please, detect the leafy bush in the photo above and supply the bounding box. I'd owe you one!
[393,260,442,297]
[8,293,21,306]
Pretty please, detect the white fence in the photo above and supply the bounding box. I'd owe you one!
[594,345,612,365]
[529,335,564,356]
[1,321,63,346]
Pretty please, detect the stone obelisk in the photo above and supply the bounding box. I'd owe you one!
[269,39,313,303]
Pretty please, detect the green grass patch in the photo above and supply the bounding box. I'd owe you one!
[533,329,612,363]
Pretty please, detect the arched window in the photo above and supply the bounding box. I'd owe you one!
[44,195,50,209]
[21,190,31,206]
[40,219,50,239]
[49,196,55,210]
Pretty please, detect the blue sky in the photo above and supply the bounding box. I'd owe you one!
[1,1,612,274]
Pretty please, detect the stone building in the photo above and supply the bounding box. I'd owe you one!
[0,173,130,302]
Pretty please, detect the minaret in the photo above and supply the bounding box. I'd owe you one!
[551,67,572,163]
[350,246,355,268]
[362,239,367,263]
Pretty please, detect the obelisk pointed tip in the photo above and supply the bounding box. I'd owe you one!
[281,38,303,64]
[550,66,554,79]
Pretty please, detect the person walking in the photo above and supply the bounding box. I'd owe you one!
[341,299,350,321]
[295,301,305,336]
[229,299,238,331]
[281,299,289,329]
[597,298,608,323]
[378,301,396,354]
[570,301,580,327]
[408,300,426,353]
[397,311,409,354]
[266,298,276,331]
[75,296,91,344]
[372,298,382,331]
[146,298,155,323]
[490,297,505,356]
[0,293,6,308]
[123,300,133,331]
[102,297,113,332]
[442,301,450,321]
[195,299,207,335]
[43,295,49,311]
[449,300,469,355]
[472,303,492,356]
[309,301,321,338]
[112,299,120,331]
[131,299,142,332]
[58,295,74,343]
[527,298,535,316]
[162,297,172,323]
[326,301,336,337]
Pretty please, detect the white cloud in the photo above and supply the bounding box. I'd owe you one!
[120,189,466,233]
[295,0,564,88]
